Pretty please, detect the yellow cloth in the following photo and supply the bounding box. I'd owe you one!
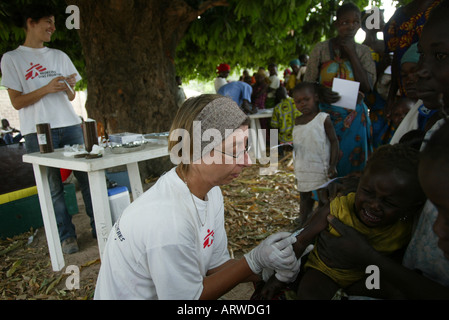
[285,73,300,91]
[305,192,413,288]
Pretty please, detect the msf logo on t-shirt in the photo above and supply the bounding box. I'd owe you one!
[25,63,47,80]
[203,229,214,249]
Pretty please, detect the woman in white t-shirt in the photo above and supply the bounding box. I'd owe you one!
[0,4,94,254]
[94,95,299,300]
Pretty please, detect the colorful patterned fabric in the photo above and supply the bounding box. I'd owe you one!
[315,46,374,176]
[252,82,268,110]
[304,40,375,176]
[319,102,372,177]
[305,40,376,89]
[270,97,301,144]
[364,47,393,150]
[368,91,396,149]
[384,0,442,95]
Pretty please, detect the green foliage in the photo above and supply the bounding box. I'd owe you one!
[175,0,384,81]
[0,0,86,89]
[0,0,409,85]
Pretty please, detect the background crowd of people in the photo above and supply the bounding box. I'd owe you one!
[2,0,449,301]
[214,0,449,300]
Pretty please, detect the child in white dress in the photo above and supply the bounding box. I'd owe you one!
[292,82,339,226]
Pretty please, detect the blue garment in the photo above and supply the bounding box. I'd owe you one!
[3,132,23,144]
[417,104,438,131]
[25,124,94,242]
[320,102,373,177]
[217,81,252,107]
[318,57,373,177]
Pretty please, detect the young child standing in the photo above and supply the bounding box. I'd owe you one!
[291,82,339,226]
[270,86,301,157]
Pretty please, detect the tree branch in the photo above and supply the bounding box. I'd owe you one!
[166,0,229,25]
[197,0,229,16]
[163,0,229,49]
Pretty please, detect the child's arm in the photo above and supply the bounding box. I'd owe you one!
[260,219,325,300]
[324,115,339,178]
[322,215,449,299]
[293,203,330,258]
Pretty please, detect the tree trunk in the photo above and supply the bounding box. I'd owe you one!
[71,1,173,134]
[69,0,227,178]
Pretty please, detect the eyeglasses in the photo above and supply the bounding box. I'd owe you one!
[215,145,251,159]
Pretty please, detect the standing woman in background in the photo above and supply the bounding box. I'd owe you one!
[304,2,376,177]
[0,4,95,254]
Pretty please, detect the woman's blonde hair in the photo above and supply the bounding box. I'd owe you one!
[168,94,222,176]
[168,94,249,177]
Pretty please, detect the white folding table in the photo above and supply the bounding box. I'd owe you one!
[248,109,273,159]
[23,143,169,271]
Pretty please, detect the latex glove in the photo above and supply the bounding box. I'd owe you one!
[262,268,275,282]
[244,232,297,275]
[274,259,300,283]
[274,244,314,283]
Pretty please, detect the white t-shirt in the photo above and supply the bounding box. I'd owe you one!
[94,167,230,300]
[389,99,422,145]
[0,46,82,135]
[267,75,280,98]
[214,77,227,93]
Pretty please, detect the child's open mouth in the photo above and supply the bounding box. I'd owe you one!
[361,208,381,224]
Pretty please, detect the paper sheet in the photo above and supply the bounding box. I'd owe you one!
[331,78,360,110]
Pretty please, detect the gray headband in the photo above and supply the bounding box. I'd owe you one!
[192,97,248,161]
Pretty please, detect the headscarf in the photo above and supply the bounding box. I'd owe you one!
[192,97,248,161]
[401,43,420,65]
[289,59,300,67]
[216,63,231,74]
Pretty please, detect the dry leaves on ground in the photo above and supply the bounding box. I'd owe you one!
[222,156,300,257]
[0,152,300,300]
[0,231,99,300]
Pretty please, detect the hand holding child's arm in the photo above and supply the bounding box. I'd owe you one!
[316,215,375,269]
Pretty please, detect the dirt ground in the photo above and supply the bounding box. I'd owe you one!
[66,193,255,300]
[1,158,298,300]
[0,191,254,300]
